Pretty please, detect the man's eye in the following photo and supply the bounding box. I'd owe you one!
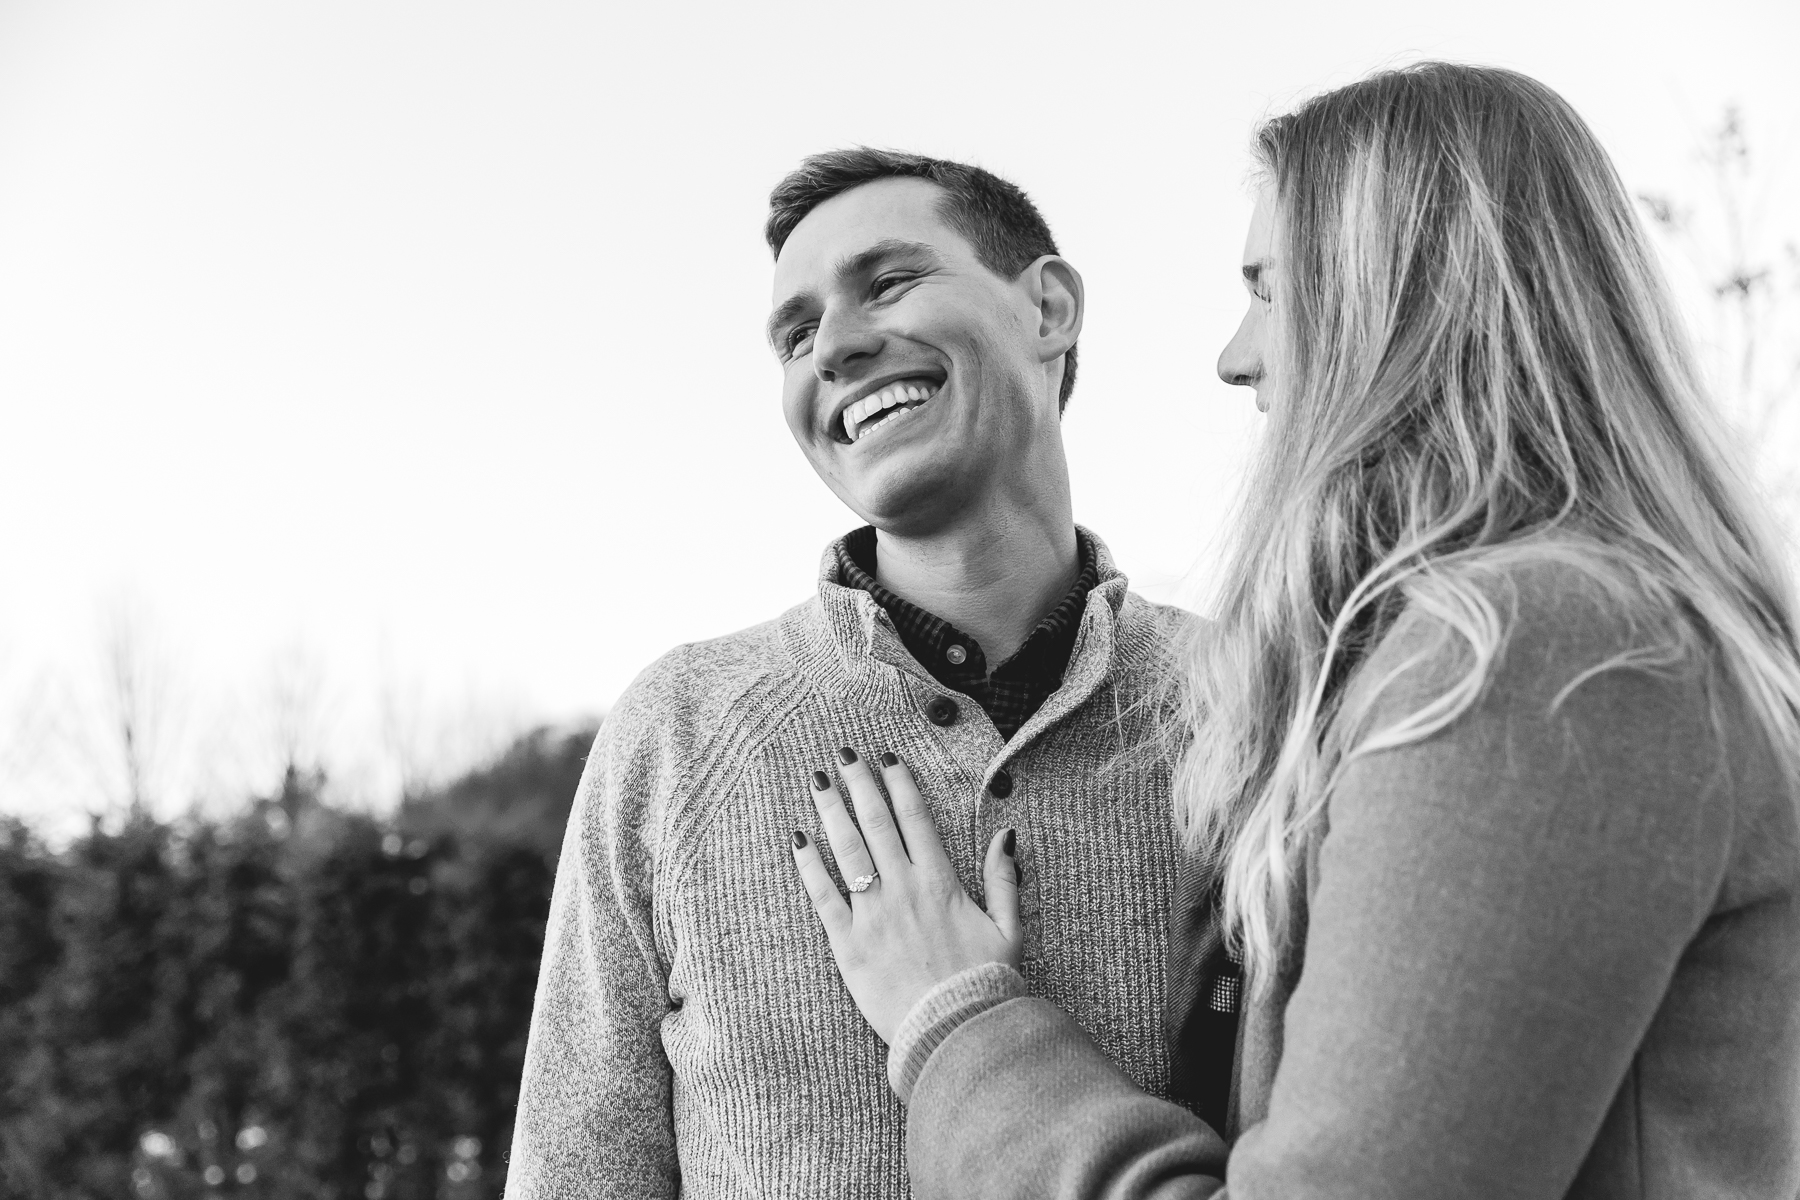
[871,274,913,298]
[785,326,814,356]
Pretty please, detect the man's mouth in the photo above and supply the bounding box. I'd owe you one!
[836,377,943,445]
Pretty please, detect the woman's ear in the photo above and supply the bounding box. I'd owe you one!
[1025,255,1084,364]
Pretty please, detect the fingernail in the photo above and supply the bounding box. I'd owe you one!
[879,751,899,768]
[837,746,858,765]
[1002,828,1017,857]
[811,770,831,791]
[792,830,808,849]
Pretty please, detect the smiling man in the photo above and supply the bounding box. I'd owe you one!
[504,150,1215,1200]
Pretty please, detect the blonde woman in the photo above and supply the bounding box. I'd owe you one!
[786,63,1800,1197]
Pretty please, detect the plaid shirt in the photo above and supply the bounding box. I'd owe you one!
[835,526,1099,741]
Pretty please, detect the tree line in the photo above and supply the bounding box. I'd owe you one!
[0,723,596,1200]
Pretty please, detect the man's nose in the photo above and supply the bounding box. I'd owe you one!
[813,307,883,382]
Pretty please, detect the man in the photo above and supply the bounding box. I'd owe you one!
[505,149,1214,1199]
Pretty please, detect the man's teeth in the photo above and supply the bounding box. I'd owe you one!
[842,382,939,442]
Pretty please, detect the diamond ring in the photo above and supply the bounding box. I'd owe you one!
[848,872,879,893]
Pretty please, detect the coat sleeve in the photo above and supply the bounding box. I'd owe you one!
[905,566,1737,1200]
[504,688,680,1200]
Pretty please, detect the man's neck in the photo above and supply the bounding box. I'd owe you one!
[872,505,1080,666]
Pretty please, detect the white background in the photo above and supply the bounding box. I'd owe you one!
[2,0,1796,833]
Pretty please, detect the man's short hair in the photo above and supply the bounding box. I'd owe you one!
[766,148,1077,412]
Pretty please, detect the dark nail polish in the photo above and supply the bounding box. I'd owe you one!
[879,751,899,768]
[837,746,858,765]
[811,770,831,791]
[792,830,808,849]
[1002,828,1017,857]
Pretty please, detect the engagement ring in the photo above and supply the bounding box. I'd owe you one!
[848,872,879,893]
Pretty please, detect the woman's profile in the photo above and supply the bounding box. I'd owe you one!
[787,62,1800,1197]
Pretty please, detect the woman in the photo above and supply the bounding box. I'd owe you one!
[787,63,1800,1197]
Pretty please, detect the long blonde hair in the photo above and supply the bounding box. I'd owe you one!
[1180,62,1800,990]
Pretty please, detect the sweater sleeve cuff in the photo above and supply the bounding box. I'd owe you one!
[886,961,1028,1104]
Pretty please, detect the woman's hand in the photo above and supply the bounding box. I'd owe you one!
[790,747,1023,1044]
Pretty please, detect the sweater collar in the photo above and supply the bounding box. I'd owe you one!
[785,525,1137,738]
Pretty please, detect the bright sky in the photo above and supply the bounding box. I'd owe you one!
[2,0,1796,833]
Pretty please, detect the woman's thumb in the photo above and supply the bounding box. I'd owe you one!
[983,827,1023,955]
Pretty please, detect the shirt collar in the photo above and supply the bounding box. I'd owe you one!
[832,525,1100,684]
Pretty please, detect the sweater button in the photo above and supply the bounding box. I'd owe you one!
[988,769,1014,799]
[945,644,968,666]
[926,696,959,726]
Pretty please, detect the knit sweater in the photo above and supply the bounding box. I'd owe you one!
[898,557,1800,1199]
[503,529,1198,1200]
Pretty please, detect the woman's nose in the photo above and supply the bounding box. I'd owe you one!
[1217,310,1264,389]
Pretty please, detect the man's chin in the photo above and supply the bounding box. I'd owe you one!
[834,461,970,537]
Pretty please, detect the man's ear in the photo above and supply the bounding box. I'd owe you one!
[1023,255,1084,364]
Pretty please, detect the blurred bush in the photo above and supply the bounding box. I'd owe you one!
[0,723,597,1200]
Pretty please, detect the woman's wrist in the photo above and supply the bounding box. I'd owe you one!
[886,960,1029,1102]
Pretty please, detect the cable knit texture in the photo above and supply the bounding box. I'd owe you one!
[503,529,1196,1200]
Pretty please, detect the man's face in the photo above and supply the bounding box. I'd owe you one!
[768,178,1059,534]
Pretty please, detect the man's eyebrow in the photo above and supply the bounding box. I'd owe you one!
[766,239,942,348]
[766,293,814,348]
[833,237,940,280]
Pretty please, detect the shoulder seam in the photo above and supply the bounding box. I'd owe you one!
[648,669,815,970]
